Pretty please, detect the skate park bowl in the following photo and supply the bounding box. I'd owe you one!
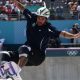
[20,48,80,80]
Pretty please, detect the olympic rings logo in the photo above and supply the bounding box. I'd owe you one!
[67,50,78,56]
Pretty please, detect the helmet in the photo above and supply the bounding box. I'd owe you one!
[73,23,79,28]
[74,23,79,26]
[36,7,50,18]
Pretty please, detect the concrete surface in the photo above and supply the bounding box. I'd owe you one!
[20,57,80,80]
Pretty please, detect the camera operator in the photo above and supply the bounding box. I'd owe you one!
[70,23,80,43]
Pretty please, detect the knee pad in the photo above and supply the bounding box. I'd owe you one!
[18,45,31,55]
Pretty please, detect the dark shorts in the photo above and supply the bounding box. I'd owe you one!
[1,50,45,66]
[26,49,45,66]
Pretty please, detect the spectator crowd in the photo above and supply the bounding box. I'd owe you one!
[0,0,43,20]
[0,0,80,20]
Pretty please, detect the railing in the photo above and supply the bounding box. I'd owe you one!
[61,43,80,47]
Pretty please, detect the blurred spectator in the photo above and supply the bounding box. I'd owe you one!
[50,0,55,9]
[5,1,9,7]
[6,5,12,14]
[1,5,7,13]
[9,1,15,10]
[36,0,42,3]
[56,6,64,18]
[21,0,29,4]
[31,0,37,4]
[0,11,8,20]
[68,0,78,19]
[70,23,80,43]
[11,9,18,20]
[77,1,80,20]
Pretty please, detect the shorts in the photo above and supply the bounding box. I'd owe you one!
[26,49,45,66]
